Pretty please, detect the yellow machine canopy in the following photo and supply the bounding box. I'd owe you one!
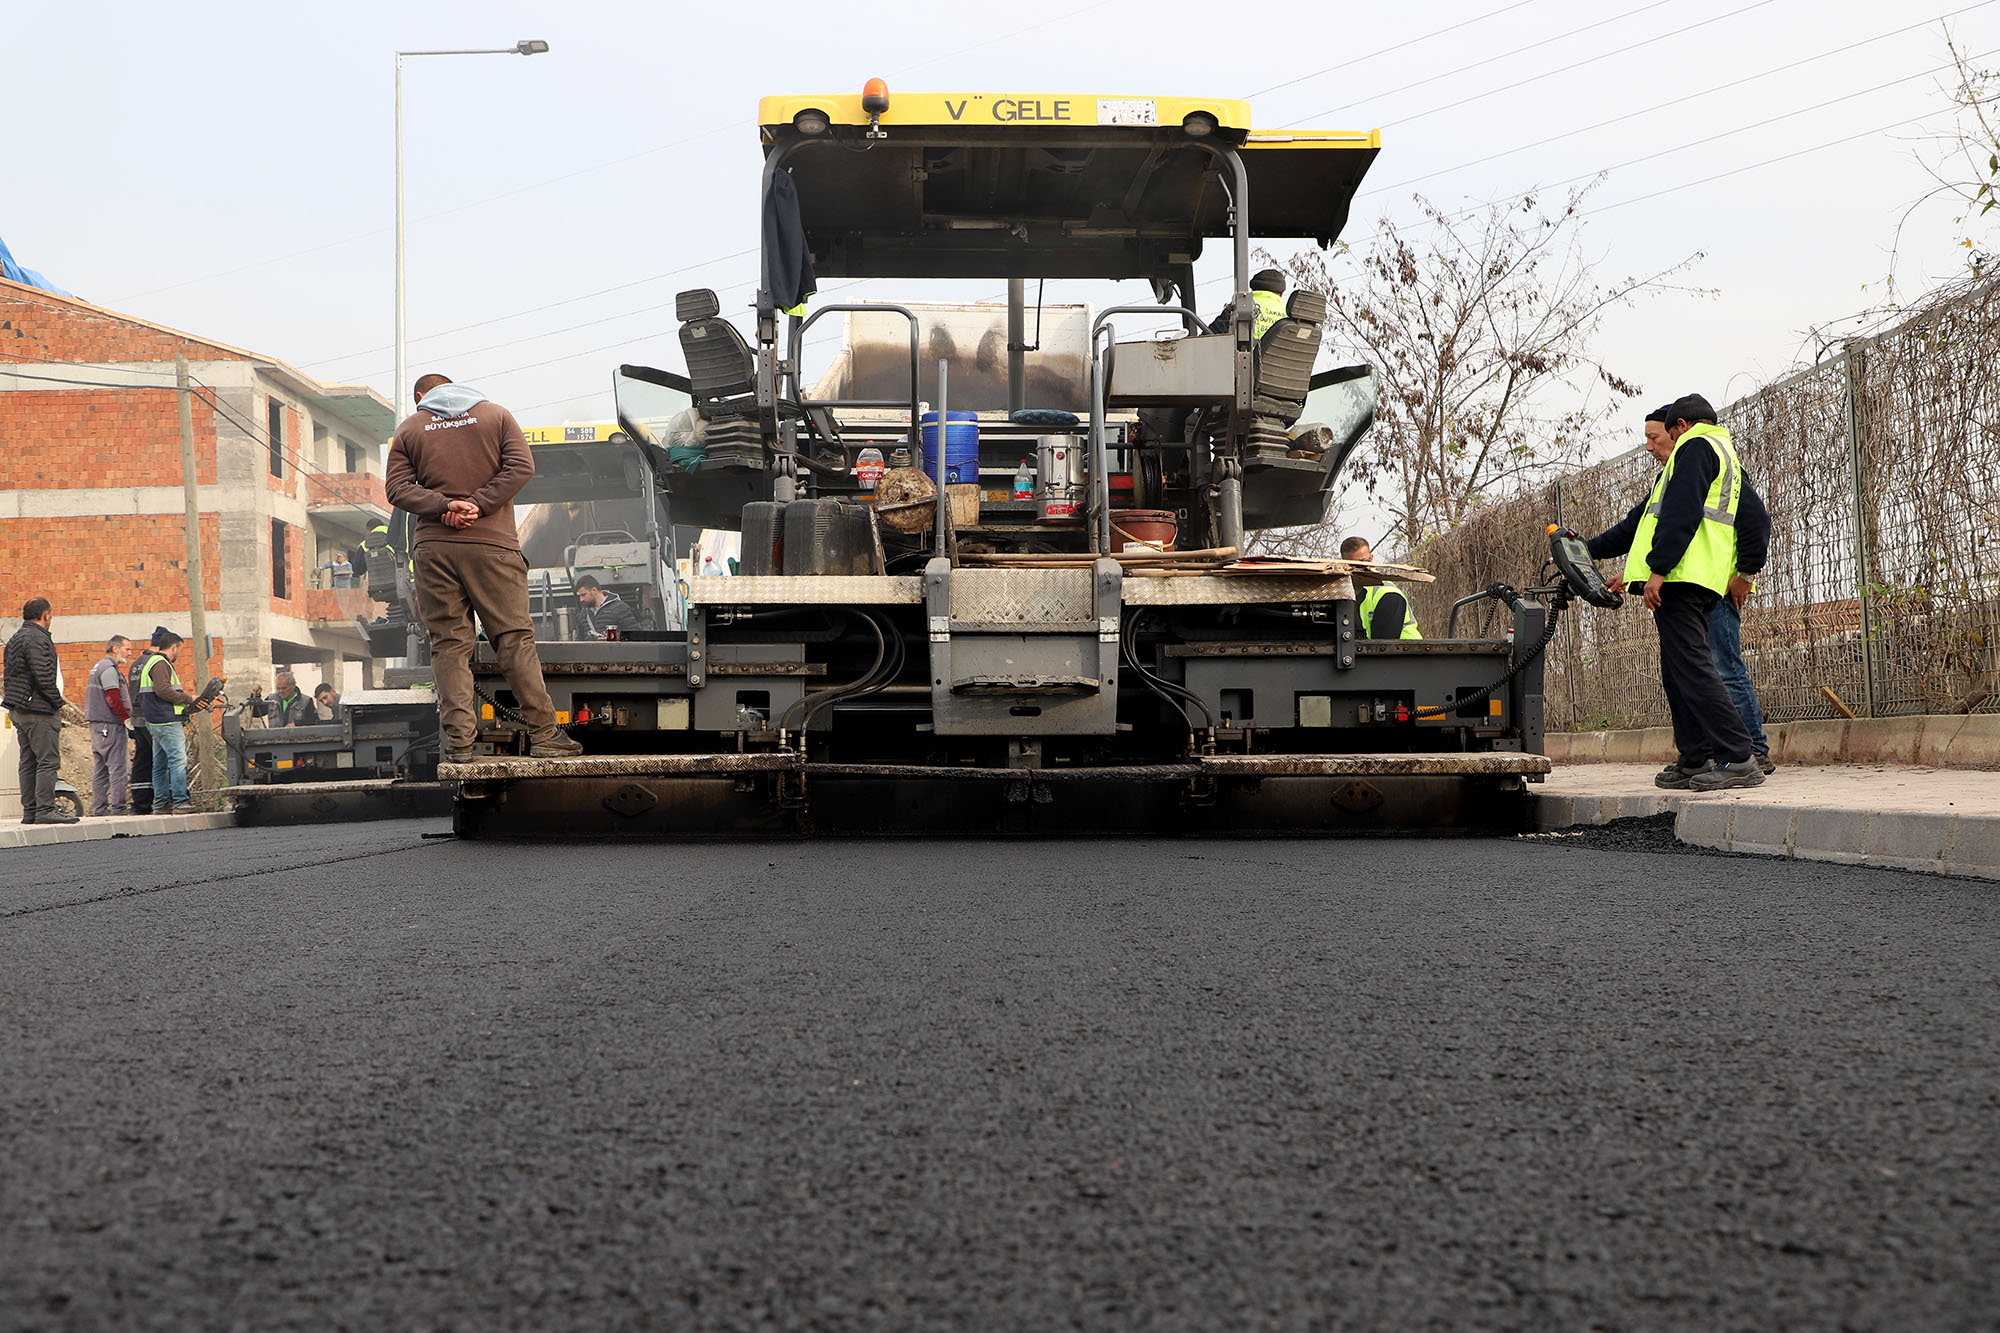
[757,90,1380,280]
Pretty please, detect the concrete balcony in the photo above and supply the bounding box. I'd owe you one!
[305,471,388,513]
[305,588,388,626]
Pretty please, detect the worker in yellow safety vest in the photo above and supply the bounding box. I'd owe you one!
[1583,394,1762,792]
[1339,537,1421,639]
[1208,269,1291,340]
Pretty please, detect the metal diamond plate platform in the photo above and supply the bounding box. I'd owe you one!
[441,752,803,781]
[1197,753,1551,777]
[690,576,923,605]
[949,569,1094,623]
[1122,574,1358,604]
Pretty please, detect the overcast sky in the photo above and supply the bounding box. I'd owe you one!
[10,0,1997,454]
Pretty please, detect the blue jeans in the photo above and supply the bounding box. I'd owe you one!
[148,721,189,808]
[1707,598,1769,756]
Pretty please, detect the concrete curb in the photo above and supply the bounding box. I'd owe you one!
[1529,786,2000,881]
[1529,789,1679,829]
[0,811,237,848]
[1544,714,2000,770]
[1672,802,2000,879]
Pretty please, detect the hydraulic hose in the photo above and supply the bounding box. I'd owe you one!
[1412,596,1563,719]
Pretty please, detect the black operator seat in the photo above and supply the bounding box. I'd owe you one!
[1250,289,1326,425]
[676,288,758,419]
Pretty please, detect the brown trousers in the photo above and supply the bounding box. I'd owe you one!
[414,541,557,748]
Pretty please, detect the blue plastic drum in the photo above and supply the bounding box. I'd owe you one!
[920,411,980,485]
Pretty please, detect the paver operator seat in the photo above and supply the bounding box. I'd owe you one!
[677,288,765,466]
[1246,288,1327,461]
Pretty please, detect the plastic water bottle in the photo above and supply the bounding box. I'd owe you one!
[1012,457,1034,500]
[855,447,886,492]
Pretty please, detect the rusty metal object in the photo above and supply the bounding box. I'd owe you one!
[1197,753,1551,777]
[439,752,803,781]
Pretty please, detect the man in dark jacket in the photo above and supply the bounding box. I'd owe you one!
[132,628,211,814]
[243,670,319,727]
[4,597,73,824]
[1600,402,1775,779]
[574,576,640,640]
[1588,396,1762,791]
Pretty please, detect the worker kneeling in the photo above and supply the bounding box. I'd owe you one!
[1585,395,1762,791]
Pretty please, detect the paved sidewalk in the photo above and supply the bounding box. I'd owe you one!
[1536,763,2000,879]
[0,810,237,849]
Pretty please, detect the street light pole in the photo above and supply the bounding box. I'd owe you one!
[394,39,549,420]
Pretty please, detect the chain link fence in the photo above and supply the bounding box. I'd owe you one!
[1411,278,2000,731]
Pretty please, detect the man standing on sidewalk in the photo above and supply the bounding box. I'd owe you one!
[1606,405,1776,783]
[385,374,581,763]
[133,628,211,815]
[4,597,74,825]
[1586,394,1763,791]
[86,634,135,816]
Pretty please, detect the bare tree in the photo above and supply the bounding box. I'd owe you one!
[1894,32,2000,284]
[1281,183,1698,551]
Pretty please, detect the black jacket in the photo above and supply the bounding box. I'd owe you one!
[762,169,817,311]
[581,592,640,639]
[248,691,320,727]
[2,621,62,714]
[1588,442,1770,577]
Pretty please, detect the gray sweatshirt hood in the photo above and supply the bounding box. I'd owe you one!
[417,384,489,419]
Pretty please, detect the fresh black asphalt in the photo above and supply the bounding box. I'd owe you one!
[3,821,1995,1329]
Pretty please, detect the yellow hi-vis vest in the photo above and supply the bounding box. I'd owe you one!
[139,653,187,718]
[1359,582,1423,639]
[1624,422,1742,596]
[1252,289,1287,339]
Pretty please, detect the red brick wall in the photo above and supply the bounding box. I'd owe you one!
[305,472,389,509]
[269,518,308,617]
[0,514,221,618]
[1,283,247,365]
[53,639,227,709]
[260,401,304,499]
[0,389,217,490]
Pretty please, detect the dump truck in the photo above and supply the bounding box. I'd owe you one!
[443,87,1605,837]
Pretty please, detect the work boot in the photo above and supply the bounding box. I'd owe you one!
[1755,752,1777,775]
[444,747,479,763]
[528,731,584,759]
[1689,759,1765,792]
[40,809,80,826]
[1655,762,1712,790]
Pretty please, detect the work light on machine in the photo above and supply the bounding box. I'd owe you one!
[862,77,889,139]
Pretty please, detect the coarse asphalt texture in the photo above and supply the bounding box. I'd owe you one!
[3,820,1996,1330]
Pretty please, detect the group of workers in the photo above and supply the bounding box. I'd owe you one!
[1334,391,1770,795]
[1585,393,1769,791]
[2,616,218,823]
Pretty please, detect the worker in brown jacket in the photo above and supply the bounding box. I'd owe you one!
[385,374,582,762]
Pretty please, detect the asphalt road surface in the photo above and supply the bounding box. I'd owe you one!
[3,821,1995,1330]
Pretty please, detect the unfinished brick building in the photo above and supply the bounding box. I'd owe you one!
[0,277,395,698]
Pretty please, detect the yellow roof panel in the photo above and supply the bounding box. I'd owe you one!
[759,92,1252,133]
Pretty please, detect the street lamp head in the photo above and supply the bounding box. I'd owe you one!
[516,39,549,55]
